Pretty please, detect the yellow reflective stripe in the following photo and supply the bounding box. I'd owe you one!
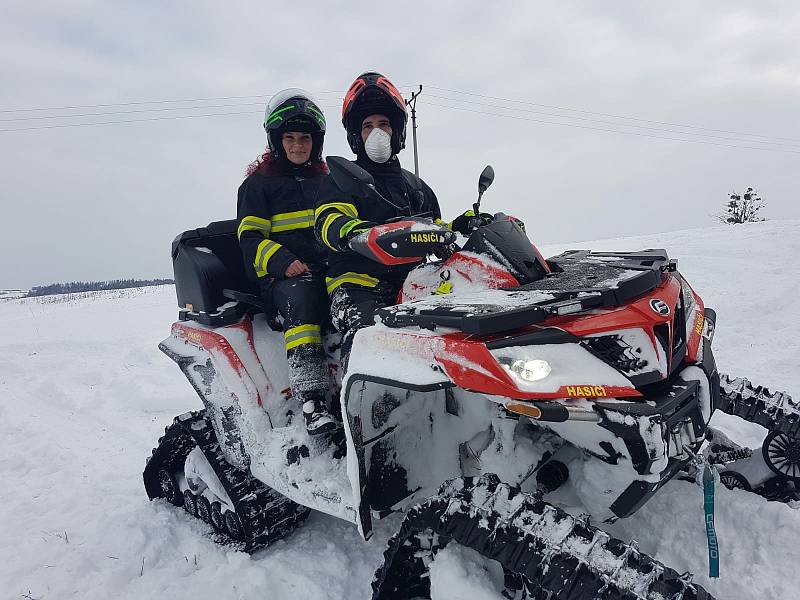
[325,272,380,295]
[315,202,358,220]
[446,211,475,230]
[285,334,322,350]
[284,324,322,349]
[237,215,272,239]
[286,335,322,350]
[340,219,368,238]
[321,213,344,250]
[433,217,452,230]
[284,324,321,337]
[275,209,315,221]
[271,209,315,232]
[255,239,282,274]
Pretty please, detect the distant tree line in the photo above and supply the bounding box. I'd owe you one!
[27,278,174,297]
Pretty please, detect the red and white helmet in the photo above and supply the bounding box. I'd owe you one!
[342,72,407,155]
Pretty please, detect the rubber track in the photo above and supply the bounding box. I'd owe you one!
[143,410,310,552]
[372,474,716,600]
[718,375,799,437]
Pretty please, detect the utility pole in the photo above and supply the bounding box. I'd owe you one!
[405,85,423,177]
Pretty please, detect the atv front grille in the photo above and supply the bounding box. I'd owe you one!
[653,299,688,374]
[672,300,686,353]
[583,334,649,375]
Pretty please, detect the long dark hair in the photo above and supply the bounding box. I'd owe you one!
[245,150,328,178]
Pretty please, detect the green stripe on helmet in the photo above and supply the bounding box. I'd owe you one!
[265,104,296,128]
[306,105,326,128]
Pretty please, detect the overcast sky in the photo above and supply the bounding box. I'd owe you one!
[1,1,799,289]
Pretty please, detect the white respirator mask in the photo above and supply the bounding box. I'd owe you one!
[364,127,393,163]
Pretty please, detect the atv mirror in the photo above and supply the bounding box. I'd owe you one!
[478,165,495,195]
[327,155,375,193]
[326,155,406,214]
[474,165,495,215]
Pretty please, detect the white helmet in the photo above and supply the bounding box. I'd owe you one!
[264,88,326,161]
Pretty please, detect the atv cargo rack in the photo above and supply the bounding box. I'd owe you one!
[378,249,674,335]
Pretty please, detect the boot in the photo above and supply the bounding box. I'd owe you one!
[302,393,338,436]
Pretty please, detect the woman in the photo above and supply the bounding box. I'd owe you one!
[237,88,336,435]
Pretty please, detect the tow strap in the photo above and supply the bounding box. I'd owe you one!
[702,464,720,578]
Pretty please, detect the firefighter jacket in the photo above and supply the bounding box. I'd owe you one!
[314,155,441,295]
[237,158,328,280]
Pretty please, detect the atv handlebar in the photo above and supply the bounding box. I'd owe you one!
[348,219,457,266]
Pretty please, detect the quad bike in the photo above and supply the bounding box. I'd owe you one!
[144,158,798,599]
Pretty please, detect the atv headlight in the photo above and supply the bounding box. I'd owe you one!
[497,357,552,383]
[679,274,696,314]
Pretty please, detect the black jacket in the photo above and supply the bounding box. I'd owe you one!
[237,159,327,280]
[314,155,441,293]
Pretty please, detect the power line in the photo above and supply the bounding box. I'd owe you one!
[0,103,343,133]
[424,84,800,144]
[0,110,263,132]
[5,84,795,147]
[423,92,800,149]
[0,90,346,114]
[2,84,797,156]
[0,95,270,114]
[6,88,794,151]
[0,101,266,122]
[5,99,798,156]
[423,100,800,155]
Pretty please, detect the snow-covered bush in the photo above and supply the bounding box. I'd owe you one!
[720,187,765,224]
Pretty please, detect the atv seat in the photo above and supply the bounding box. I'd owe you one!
[172,219,262,326]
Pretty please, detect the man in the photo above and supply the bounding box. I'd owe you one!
[238,88,337,435]
[314,72,442,369]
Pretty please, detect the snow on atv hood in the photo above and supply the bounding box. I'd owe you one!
[393,287,557,315]
[393,254,646,316]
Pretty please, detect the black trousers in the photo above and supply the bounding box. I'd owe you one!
[329,280,403,371]
[260,273,328,399]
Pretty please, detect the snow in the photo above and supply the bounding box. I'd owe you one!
[1,220,799,599]
[429,545,505,600]
[161,315,359,523]
[184,446,235,512]
[400,251,518,302]
[395,286,555,313]
[0,289,27,301]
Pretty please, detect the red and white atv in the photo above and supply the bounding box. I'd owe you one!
[144,158,797,600]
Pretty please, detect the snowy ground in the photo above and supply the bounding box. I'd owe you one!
[1,220,798,600]
[0,290,27,301]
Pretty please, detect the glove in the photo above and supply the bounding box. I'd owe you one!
[345,221,377,241]
[449,210,493,235]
